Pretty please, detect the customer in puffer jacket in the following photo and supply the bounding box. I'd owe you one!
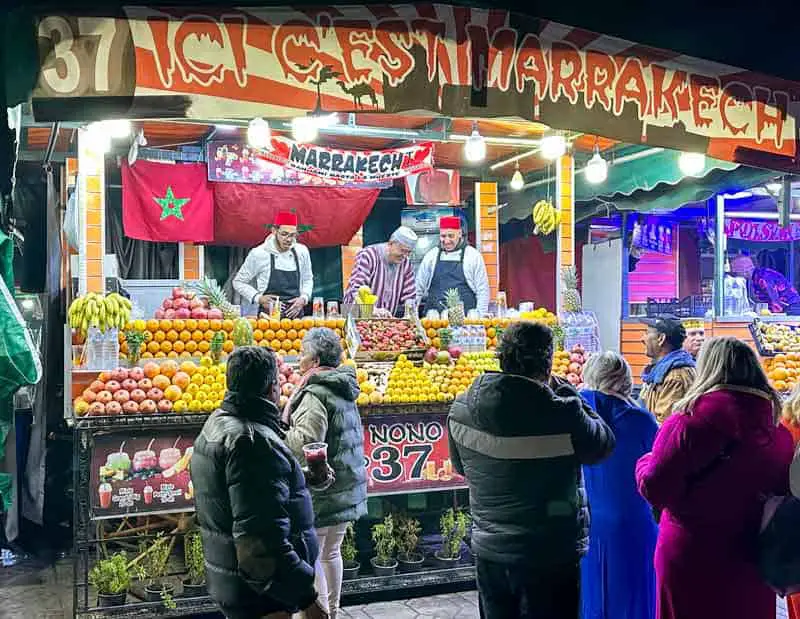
[191,346,328,619]
[448,322,616,619]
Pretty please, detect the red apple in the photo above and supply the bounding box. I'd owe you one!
[162,298,174,310]
[89,380,106,393]
[87,402,106,416]
[146,388,164,402]
[172,287,186,299]
[570,353,584,364]
[122,401,139,414]
[98,371,112,383]
[129,367,145,381]
[121,378,138,392]
[173,297,189,310]
[189,298,204,310]
[113,390,130,403]
[95,391,113,404]
[207,308,223,320]
[137,378,152,391]
[105,380,121,393]
[568,362,582,374]
[139,400,157,414]
[110,367,129,382]
[566,373,581,385]
[154,309,165,319]
[157,400,173,413]
[164,309,176,319]
[175,308,191,319]
[105,401,122,415]
[190,308,208,319]
[82,389,97,403]
[129,389,147,403]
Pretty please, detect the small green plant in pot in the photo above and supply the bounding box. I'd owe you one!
[136,532,176,608]
[395,514,424,572]
[370,515,398,577]
[434,508,469,566]
[183,530,207,597]
[89,552,131,607]
[341,523,360,581]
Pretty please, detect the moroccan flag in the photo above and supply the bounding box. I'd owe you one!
[122,160,214,242]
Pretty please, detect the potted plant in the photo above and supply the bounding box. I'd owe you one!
[136,532,177,608]
[370,515,398,577]
[183,530,207,597]
[395,514,424,572]
[341,523,360,581]
[89,552,131,607]
[434,508,469,567]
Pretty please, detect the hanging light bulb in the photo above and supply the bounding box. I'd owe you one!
[510,163,524,191]
[463,122,487,163]
[540,131,566,160]
[292,116,318,143]
[104,119,132,139]
[584,149,608,184]
[247,117,271,148]
[679,152,706,176]
[84,122,111,154]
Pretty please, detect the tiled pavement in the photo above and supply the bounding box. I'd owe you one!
[0,557,789,619]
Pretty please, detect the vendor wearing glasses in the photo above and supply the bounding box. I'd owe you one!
[233,211,314,318]
[344,226,419,317]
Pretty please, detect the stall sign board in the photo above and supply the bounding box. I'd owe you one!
[31,8,797,165]
[364,412,466,495]
[207,141,391,189]
[725,218,800,242]
[90,431,195,519]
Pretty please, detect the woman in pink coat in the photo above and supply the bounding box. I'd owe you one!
[636,336,793,619]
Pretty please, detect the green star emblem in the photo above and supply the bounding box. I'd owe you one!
[153,186,190,221]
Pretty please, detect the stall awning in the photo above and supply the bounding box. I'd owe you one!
[500,149,775,224]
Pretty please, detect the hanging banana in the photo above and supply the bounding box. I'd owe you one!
[68,292,133,337]
[532,200,562,236]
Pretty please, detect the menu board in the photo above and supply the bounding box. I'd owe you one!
[363,412,466,495]
[91,431,196,519]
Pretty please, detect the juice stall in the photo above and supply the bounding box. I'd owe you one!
[12,3,800,617]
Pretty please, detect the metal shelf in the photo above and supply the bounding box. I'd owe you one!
[342,565,475,597]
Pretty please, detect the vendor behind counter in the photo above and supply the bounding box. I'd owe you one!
[731,254,800,315]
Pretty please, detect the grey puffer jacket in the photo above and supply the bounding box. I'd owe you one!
[286,366,368,528]
[448,373,615,566]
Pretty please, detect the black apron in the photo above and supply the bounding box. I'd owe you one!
[426,247,478,313]
[263,249,302,316]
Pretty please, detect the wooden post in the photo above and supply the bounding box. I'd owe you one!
[77,129,106,294]
[475,182,499,299]
[179,243,204,281]
[555,155,575,314]
[342,227,363,293]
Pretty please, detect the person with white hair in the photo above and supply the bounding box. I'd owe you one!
[579,351,659,619]
[343,226,418,317]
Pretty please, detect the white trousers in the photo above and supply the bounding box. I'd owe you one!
[295,522,349,619]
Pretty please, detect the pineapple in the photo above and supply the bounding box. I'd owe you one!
[192,278,239,319]
[444,288,465,327]
[210,331,225,364]
[561,266,582,312]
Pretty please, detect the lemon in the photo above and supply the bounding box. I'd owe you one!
[187,384,200,395]
[200,357,212,368]
[181,392,193,403]
[356,393,369,406]
[189,400,202,412]
[173,400,188,413]
[202,401,216,412]
[191,374,204,386]
[197,390,209,402]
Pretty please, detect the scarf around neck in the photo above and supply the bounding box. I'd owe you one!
[282,365,335,425]
[642,349,695,386]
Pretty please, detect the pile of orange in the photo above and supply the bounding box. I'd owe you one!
[763,353,800,393]
[421,316,516,350]
[121,316,346,360]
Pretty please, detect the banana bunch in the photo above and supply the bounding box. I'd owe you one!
[68,292,132,336]
[356,285,378,305]
[533,200,562,236]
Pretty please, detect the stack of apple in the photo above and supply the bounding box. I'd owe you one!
[277,355,303,408]
[552,345,588,388]
[74,364,185,416]
[155,287,223,321]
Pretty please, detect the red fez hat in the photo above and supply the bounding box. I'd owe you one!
[439,216,461,230]
[274,211,298,227]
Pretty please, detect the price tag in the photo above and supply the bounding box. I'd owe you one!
[345,314,360,359]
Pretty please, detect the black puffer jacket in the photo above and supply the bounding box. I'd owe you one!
[448,373,615,566]
[191,394,319,619]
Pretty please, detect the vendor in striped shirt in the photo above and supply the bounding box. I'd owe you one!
[343,226,419,317]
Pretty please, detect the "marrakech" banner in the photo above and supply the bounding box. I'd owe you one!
[31,6,798,165]
[253,137,435,185]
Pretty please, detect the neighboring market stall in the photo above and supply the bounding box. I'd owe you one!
[12,3,800,618]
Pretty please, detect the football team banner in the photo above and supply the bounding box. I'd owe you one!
[31,7,797,165]
[254,138,435,185]
[207,141,391,189]
[363,412,466,496]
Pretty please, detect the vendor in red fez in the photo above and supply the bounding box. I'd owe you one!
[233,211,313,318]
[416,215,490,315]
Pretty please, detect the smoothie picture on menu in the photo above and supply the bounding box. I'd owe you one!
[92,434,194,515]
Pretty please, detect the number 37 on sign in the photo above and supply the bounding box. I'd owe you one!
[363,413,466,495]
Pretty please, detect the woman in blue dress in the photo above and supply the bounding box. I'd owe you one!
[580,351,659,619]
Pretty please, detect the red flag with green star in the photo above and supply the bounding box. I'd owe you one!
[122,160,214,242]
